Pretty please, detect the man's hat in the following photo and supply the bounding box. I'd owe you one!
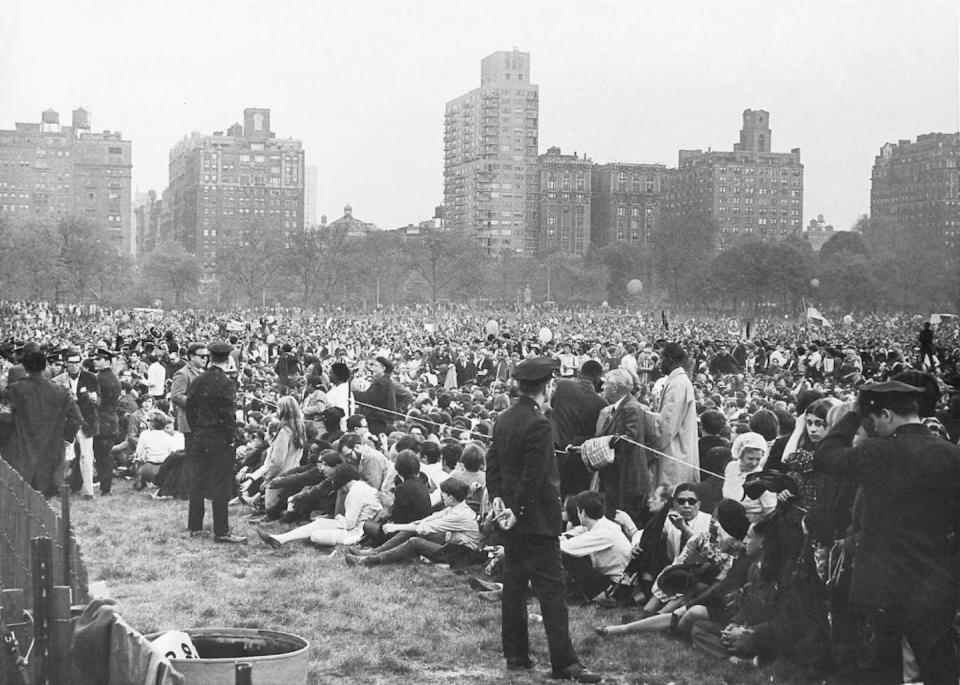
[513,357,559,383]
[95,347,115,360]
[208,341,234,356]
[858,380,925,413]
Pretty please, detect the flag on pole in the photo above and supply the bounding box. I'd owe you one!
[661,310,669,331]
[806,306,831,327]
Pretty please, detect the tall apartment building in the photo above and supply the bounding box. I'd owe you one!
[305,164,318,227]
[536,147,592,255]
[0,108,133,253]
[134,189,162,257]
[166,107,304,270]
[591,162,669,250]
[870,132,960,255]
[664,110,803,249]
[444,49,539,254]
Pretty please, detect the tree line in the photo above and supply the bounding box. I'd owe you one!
[0,213,955,312]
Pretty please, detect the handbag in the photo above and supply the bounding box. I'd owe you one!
[580,436,615,471]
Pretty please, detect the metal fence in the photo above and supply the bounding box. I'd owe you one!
[0,457,89,608]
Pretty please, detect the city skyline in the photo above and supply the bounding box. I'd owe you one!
[1,0,956,233]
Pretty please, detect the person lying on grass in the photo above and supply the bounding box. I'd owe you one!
[596,516,768,639]
[342,476,479,566]
[258,463,381,548]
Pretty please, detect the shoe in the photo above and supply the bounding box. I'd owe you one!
[478,590,502,602]
[594,626,610,638]
[507,656,538,671]
[257,529,282,549]
[347,546,373,556]
[82,494,94,501]
[189,530,205,538]
[552,663,602,683]
[468,576,502,592]
[214,533,248,544]
[344,553,367,567]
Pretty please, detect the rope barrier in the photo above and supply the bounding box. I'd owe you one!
[350,397,809,514]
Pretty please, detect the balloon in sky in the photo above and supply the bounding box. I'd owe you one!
[627,279,643,295]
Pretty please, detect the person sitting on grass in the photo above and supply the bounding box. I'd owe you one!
[452,441,486,514]
[722,432,776,522]
[637,499,750,618]
[343,477,479,566]
[362,449,433,546]
[559,490,632,603]
[278,450,345,524]
[595,517,769,640]
[132,412,178,490]
[258,463,381,549]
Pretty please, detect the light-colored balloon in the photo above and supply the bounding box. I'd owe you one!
[627,279,643,295]
[538,327,553,344]
[810,278,820,288]
[485,319,499,335]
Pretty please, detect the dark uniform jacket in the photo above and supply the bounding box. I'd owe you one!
[95,369,121,437]
[185,366,237,500]
[486,395,563,537]
[815,411,960,613]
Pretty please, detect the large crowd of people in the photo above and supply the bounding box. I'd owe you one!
[2,297,960,682]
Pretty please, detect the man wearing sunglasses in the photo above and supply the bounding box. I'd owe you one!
[55,351,101,498]
[170,343,208,462]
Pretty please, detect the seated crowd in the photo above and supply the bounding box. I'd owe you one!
[2,301,960,681]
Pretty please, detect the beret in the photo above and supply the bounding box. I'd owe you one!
[513,356,559,383]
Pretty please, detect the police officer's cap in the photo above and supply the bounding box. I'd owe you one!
[208,341,234,356]
[513,356,560,383]
[858,380,924,411]
[94,347,115,360]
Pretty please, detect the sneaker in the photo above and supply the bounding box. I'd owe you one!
[257,529,282,549]
[214,533,248,544]
[347,546,373,556]
[552,663,602,683]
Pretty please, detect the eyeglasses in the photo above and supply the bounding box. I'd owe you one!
[805,418,826,428]
[675,497,699,506]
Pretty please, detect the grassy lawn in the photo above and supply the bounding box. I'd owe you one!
[71,482,822,684]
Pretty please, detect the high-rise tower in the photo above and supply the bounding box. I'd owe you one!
[444,49,539,254]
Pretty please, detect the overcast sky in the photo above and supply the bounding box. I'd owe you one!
[1,0,956,232]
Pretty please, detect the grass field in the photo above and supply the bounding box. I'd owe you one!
[70,482,824,684]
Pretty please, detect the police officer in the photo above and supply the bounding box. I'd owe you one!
[185,341,246,543]
[815,380,960,684]
[486,357,601,683]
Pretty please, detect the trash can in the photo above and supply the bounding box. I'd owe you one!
[147,627,309,684]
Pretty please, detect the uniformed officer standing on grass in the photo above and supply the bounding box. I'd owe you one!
[486,357,602,683]
[185,340,247,544]
[815,380,960,684]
